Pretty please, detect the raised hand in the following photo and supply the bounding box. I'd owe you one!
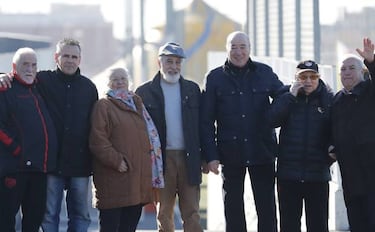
[356,37,375,63]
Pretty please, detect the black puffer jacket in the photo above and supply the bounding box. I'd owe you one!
[269,80,333,182]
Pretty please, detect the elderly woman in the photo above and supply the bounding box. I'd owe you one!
[268,60,334,232]
[89,68,163,232]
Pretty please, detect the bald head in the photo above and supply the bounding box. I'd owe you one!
[226,31,251,68]
[340,55,365,91]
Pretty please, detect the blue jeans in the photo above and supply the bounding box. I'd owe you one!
[41,175,91,232]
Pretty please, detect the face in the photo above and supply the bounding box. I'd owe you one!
[226,33,250,68]
[159,55,182,83]
[296,71,320,95]
[340,58,363,91]
[55,45,81,75]
[14,53,37,84]
[108,70,129,91]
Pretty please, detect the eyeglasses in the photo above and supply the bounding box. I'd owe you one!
[298,74,320,81]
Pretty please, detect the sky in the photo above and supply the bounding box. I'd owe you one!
[0,0,375,39]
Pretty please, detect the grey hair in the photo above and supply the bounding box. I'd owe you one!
[56,38,81,54]
[225,31,251,51]
[340,54,365,69]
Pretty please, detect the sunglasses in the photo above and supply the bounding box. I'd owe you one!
[298,74,320,81]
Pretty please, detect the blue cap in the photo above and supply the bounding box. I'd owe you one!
[158,42,186,58]
[296,60,319,74]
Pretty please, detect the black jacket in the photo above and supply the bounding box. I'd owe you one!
[136,72,202,185]
[0,76,58,177]
[269,80,333,182]
[200,59,284,167]
[331,58,375,196]
[37,68,98,177]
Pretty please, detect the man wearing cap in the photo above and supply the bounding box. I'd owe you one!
[200,31,283,232]
[269,60,334,232]
[136,42,204,232]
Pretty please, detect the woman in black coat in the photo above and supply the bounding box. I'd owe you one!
[269,60,334,232]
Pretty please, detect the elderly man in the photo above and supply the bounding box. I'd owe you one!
[0,47,58,231]
[331,37,375,232]
[0,38,98,232]
[136,42,204,232]
[200,31,284,232]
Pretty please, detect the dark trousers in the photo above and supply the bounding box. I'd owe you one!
[277,180,329,232]
[222,163,277,232]
[99,204,143,232]
[0,172,47,232]
[343,193,375,232]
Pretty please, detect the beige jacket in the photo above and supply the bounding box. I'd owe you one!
[89,94,153,209]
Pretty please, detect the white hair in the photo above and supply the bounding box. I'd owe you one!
[12,47,36,65]
[340,54,365,70]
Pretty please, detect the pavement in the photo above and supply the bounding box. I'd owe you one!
[15,198,349,232]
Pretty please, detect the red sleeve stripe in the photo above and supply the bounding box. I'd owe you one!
[0,130,13,145]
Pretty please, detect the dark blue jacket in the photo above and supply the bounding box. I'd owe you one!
[200,59,284,167]
[331,58,375,196]
[0,76,58,177]
[136,72,202,185]
[269,80,333,182]
[37,68,98,177]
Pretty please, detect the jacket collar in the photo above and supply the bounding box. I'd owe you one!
[56,67,81,81]
[223,58,256,75]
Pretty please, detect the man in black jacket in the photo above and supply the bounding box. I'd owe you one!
[200,31,283,232]
[331,37,375,232]
[0,47,58,231]
[136,42,205,232]
[0,38,98,232]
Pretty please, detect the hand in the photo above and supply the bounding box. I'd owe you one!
[329,152,337,161]
[201,160,209,174]
[0,73,13,88]
[118,159,128,172]
[289,80,304,97]
[356,37,375,63]
[207,160,220,175]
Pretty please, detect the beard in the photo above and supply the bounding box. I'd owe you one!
[162,73,180,83]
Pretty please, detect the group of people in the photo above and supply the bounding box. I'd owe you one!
[0,31,374,232]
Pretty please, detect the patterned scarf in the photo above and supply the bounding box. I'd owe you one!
[107,89,165,188]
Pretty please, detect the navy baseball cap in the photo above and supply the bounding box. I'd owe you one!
[296,60,319,74]
[158,42,186,58]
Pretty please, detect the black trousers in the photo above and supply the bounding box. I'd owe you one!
[222,163,277,232]
[0,172,47,232]
[99,204,143,232]
[343,193,375,232]
[277,180,329,232]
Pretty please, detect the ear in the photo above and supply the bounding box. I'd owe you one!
[157,58,161,68]
[12,63,17,73]
[54,53,59,63]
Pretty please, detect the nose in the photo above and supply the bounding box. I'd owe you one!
[25,64,33,73]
